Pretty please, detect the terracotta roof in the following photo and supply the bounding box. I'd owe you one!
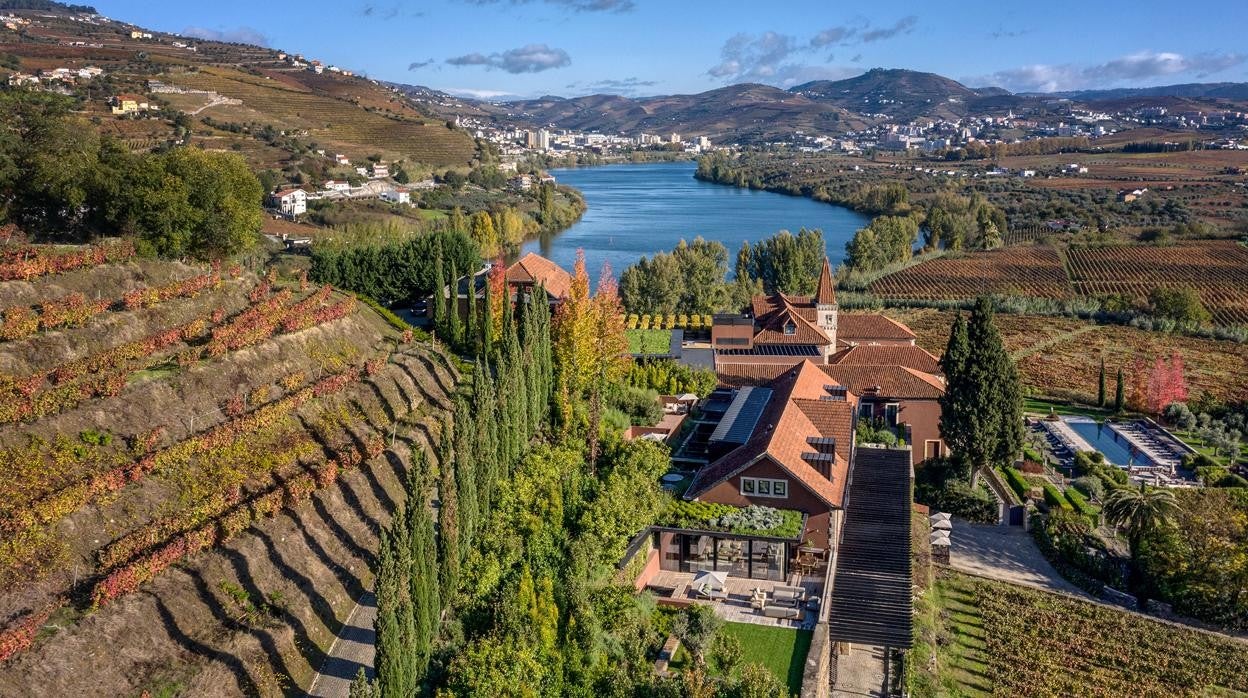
[717,363,794,388]
[815,257,837,305]
[820,364,944,400]
[506,252,573,299]
[827,344,941,374]
[687,360,856,508]
[838,313,917,343]
[751,293,831,346]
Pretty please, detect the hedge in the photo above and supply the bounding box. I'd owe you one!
[1064,486,1098,521]
[1042,482,1072,511]
[1003,467,1031,500]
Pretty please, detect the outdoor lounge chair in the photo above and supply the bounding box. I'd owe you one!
[772,586,805,606]
[695,584,727,601]
[762,604,801,619]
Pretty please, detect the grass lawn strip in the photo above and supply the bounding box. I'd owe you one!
[720,622,811,695]
[627,329,673,355]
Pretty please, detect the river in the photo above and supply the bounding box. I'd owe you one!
[518,161,870,284]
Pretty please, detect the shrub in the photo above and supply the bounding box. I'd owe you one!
[1072,476,1104,501]
[1003,467,1030,500]
[1064,486,1098,522]
[1043,482,1072,511]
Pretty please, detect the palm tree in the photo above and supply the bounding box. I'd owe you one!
[1103,484,1179,597]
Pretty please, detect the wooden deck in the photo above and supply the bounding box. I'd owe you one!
[647,570,823,629]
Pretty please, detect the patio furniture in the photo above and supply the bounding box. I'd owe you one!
[772,586,806,606]
[763,604,801,619]
[695,583,727,601]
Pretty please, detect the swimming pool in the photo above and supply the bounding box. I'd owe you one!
[1064,417,1156,468]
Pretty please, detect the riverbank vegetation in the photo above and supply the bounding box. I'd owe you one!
[618,229,829,316]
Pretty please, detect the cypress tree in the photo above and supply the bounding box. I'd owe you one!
[436,418,460,596]
[452,397,478,555]
[481,280,494,359]
[373,527,410,698]
[940,299,1023,477]
[1097,358,1107,408]
[1114,367,1125,412]
[938,313,972,471]
[447,261,462,349]
[431,241,445,338]
[465,287,478,357]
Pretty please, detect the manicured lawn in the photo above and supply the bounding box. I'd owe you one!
[1170,428,1248,467]
[720,622,812,696]
[627,328,673,355]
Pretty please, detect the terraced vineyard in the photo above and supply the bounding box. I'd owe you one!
[167,66,475,166]
[884,307,1248,406]
[870,241,1248,327]
[911,571,1248,698]
[869,246,1072,300]
[1067,241,1248,326]
[0,245,459,695]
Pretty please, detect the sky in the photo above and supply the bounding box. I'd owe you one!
[91,0,1248,100]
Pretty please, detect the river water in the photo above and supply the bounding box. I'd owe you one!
[518,161,870,284]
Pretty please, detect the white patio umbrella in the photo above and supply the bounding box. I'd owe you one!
[930,512,952,524]
[930,531,952,546]
[931,518,953,531]
[692,569,728,591]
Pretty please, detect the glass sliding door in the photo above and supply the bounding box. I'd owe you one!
[750,541,786,581]
[717,538,748,577]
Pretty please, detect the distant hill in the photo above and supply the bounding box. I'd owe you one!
[1051,82,1248,101]
[0,8,476,170]
[403,67,1248,142]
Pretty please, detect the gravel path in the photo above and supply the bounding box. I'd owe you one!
[832,644,888,697]
[948,520,1092,598]
[308,591,377,698]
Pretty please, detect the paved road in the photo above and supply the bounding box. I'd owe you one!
[832,644,888,697]
[948,520,1091,598]
[308,591,377,698]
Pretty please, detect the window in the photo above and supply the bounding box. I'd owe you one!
[740,477,789,499]
[925,440,944,459]
[858,402,874,419]
[783,322,796,335]
[884,403,900,426]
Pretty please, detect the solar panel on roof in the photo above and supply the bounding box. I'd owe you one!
[708,387,773,445]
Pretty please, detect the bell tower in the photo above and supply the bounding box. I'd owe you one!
[814,257,837,360]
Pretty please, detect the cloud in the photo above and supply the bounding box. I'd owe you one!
[976,50,1247,92]
[446,43,571,73]
[708,19,918,86]
[566,76,657,96]
[810,25,856,48]
[860,15,917,43]
[182,26,269,46]
[408,59,436,71]
[443,87,525,101]
[460,0,633,12]
[361,3,423,19]
[708,31,799,82]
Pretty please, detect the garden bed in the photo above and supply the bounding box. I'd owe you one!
[658,501,805,540]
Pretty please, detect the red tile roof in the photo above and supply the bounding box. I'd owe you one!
[838,313,917,343]
[506,252,573,299]
[751,293,831,346]
[820,364,944,400]
[827,344,941,374]
[815,257,837,305]
[687,360,856,508]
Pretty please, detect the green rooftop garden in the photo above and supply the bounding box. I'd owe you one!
[659,501,805,539]
[626,328,674,355]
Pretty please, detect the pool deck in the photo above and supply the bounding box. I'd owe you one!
[1042,418,1098,454]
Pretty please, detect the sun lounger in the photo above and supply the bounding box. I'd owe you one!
[762,604,802,619]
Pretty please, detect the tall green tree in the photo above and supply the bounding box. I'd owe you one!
[1115,367,1126,413]
[939,298,1024,477]
[1105,485,1179,596]
[1098,358,1107,408]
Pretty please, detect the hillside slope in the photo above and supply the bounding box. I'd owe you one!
[0,247,459,695]
[0,9,476,170]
